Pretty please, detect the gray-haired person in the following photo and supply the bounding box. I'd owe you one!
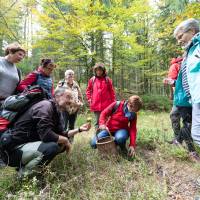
[56,69,83,143]
[174,19,200,154]
[0,89,90,178]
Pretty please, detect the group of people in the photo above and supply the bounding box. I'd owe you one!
[0,43,142,178]
[0,17,199,178]
[164,18,200,161]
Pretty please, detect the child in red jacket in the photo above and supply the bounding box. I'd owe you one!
[91,95,143,158]
[86,63,116,130]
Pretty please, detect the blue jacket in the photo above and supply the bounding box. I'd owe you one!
[173,70,191,107]
[186,33,200,103]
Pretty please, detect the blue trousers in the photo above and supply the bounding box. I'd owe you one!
[91,129,129,149]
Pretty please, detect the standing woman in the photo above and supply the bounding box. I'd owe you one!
[86,63,116,131]
[0,42,25,107]
[17,58,56,99]
[0,42,25,167]
[56,69,83,141]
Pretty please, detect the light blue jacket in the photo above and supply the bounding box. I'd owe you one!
[185,33,200,104]
[173,70,191,107]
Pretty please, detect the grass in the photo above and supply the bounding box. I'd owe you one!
[0,111,200,200]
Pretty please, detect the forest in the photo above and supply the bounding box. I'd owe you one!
[1,0,200,200]
[1,0,199,96]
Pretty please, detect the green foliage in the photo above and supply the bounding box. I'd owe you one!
[141,94,172,112]
[1,111,199,199]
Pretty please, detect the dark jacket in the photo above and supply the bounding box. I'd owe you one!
[10,100,64,147]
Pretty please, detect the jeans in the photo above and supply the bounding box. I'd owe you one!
[191,103,200,147]
[91,129,129,149]
[62,111,78,131]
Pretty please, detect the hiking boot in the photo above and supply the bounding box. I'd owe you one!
[189,151,200,163]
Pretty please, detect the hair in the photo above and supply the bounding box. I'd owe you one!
[93,63,106,75]
[54,88,72,97]
[174,18,200,37]
[65,69,74,77]
[128,95,143,111]
[40,58,56,68]
[5,42,26,56]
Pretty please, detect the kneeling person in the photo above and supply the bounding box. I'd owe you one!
[91,95,142,157]
[1,88,90,177]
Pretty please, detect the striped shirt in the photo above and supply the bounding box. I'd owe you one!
[181,59,191,98]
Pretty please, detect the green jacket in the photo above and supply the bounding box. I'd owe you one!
[173,70,191,107]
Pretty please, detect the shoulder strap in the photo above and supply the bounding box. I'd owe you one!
[61,79,65,87]
[105,76,112,91]
[91,76,96,95]
[17,68,21,82]
[92,76,95,88]
[112,101,120,114]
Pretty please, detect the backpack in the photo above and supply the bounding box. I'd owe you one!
[112,101,136,122]
[112,101,120,114]
[0,85,47,149]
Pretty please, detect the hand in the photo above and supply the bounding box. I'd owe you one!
[79,123,91,132]
[77,101,83,107]
[58,135,71,154]
[163,78,175,86]
[99,125,108,131]
[88,99,92,105]
[128,146,135,157]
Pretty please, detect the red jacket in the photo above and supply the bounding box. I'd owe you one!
[168,57,183,80]
[17,67,54,97]
[86,76,116,111]
[99,101,137,147]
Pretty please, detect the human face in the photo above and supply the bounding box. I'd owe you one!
[95,68,104,77]
[175,29,195,48]
[56,92,73,110]
[127,102,139,113]
[65,73,74,83]
[9,50,25,63]
[43,63,55,76]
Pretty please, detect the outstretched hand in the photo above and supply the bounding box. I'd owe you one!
[80,123,91,132]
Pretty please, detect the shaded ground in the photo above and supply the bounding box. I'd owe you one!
[0,111,200,200]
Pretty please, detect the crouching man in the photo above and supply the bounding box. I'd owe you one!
[91,95,142,158]
[1,88,90,177]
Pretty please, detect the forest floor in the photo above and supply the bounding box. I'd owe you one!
[0,111,200,200]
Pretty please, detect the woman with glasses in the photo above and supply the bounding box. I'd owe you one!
[17,58,56,99]
[56,69,83,142]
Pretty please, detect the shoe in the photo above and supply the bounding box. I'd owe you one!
[168,139,181,146]
[189,151,200,163]
[0,158,6,168]
[120,146,128,158]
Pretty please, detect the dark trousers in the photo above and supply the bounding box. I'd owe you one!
[94,111,101,130]
[4,141,61,169]
[176,106,195,152]
[62,111,78,131]
[170,106,181,138]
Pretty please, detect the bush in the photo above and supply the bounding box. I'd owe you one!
[141,95,172,112]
